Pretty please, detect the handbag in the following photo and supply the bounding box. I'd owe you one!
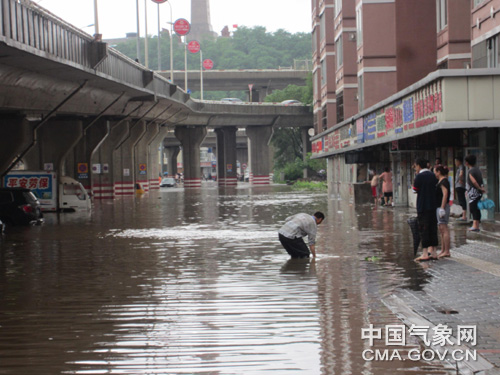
[478,198,495,210]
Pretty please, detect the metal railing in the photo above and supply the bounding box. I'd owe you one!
[0,0,170,92]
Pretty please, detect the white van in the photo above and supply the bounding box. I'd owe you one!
[4,171,91,212]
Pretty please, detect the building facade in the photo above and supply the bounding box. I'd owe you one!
[311,0,500,218]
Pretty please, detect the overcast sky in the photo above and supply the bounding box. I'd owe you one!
[33,0,312,39]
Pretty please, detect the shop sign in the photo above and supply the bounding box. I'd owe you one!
[311,79,443,157]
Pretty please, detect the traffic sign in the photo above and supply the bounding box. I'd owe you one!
[187,40,200,53]
[151,0,167,3]
[78,163,89,173]
[173,18,190,36]
[203,59,214,70]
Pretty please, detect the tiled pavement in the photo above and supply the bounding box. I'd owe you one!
[384,220,500,375]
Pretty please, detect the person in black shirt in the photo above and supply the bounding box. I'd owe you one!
[465,154,485,232]
[454,156,467,221]
[435,165,451,258]
[412,158,438,261]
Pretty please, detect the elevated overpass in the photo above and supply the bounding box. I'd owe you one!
[162,69,309,101]
[0,0,312,192]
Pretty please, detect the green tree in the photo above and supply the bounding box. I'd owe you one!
[264,74,324,181]
[111,26,311,72]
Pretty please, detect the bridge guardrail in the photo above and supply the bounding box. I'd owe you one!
[0,0,172,94]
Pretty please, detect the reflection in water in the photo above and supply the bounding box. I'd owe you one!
[0,187,455,374]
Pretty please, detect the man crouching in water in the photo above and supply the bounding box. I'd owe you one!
[278,212,325,258]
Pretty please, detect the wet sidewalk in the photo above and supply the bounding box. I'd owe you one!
[384,215,500,375]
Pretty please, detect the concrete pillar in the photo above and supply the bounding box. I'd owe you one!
[134,123,160,192]
[23,118,83,177]
[237,147,248,180]
[223,127,238,186]
[0,115,33,179]
[246,125,274,185]
[148,126,169,190]
[91,120,129,200]
[215,127,238,186]
[65,118,109,191]
[174,126,207,188]
[165,146,180,177]
[247,88,264,102]
[112,120,147,197]
[215,128,225,186]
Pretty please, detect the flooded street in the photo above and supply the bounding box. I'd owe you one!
[0,185,465,374]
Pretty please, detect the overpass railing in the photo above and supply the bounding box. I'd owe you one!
[0,0,172,93]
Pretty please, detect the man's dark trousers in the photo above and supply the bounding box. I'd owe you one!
[279,234,310,258]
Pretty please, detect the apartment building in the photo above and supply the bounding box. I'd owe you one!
[311,0,500,215]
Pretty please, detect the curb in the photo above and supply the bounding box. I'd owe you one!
[383,294,499,375]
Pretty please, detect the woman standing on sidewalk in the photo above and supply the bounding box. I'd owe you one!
[454,156,467,221]
[465,154,485,232]
[435,166,451,258]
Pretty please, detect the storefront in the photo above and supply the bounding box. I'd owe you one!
[312,70,499,216]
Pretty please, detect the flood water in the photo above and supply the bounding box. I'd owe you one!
[0,184,464,374]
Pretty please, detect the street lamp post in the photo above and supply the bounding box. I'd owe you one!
[166,1,173,83]
[184,38,187,91]
[173,18,191,90]
[151,0,170,74]
[157,2,161,70]
[136,0,141,62]
[93,0,100,39]
[200,50,204,100]
[144,0,149,68]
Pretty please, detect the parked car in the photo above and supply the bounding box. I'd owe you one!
[160,177,177,187]
[220,98,243,103]
[0,187,43,225]
[281,99,302,106]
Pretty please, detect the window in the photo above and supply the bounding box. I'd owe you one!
[312,29,317,53]
[322,107,328,131]
[487,35,500,68]
[336,36,343,69]
[358,75,364,111]
[321,58,327,86]
[335,0,342,17]
[436,0,447,31]
[336,91,344,123]
[437,61,448,69]
[313,71,318,99]
[320,13,326,41]
[473,0,485,7]
[356,7,363,47]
